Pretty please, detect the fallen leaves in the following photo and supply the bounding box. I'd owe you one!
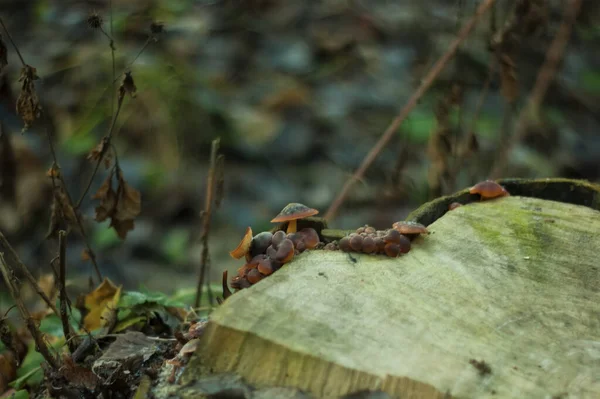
[16,65,41,131]
[92,167,141,240]
[83,278,122,332]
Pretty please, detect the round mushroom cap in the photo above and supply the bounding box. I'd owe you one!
[469,180,509,199]
[392,221,428,235]
[270,203,319,223]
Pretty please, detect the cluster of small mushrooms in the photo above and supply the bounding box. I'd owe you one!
[223,180,510,298]
[228,203,322,291]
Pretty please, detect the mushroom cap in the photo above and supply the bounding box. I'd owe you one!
[229,226,253,259]
[392,221,428,235]
[469,180,509,198]
[270,203,319,223]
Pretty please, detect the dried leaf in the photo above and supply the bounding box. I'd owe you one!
[16,65,42,131]
[46,188,79,239]
[119,72,137,99]
[0,34,7,72]
[110,218,135,240]
[92,172,117,222]
[87,138,107,162]
[83,278,122,332]
[60,355,100,390]
[115,171,141,221]
[45,164,60,178]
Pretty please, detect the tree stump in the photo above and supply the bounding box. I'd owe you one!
[178,181,600,399]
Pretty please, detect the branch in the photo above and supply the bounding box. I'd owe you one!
[58,231,77,353]
[0,252,60,369]
[489,0,582,178]
[324,0,497,221]
[195,138,221,308]
[0,18,25,66]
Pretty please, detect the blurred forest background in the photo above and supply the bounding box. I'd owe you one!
[0,0,599,295]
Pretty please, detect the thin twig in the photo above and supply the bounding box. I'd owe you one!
[0,18,25,66]
[58,231,77,353]
[0,231,60,315]
[43,116,103,282]
[109,0,116,119]
[489,0,582,178]
[324,0,497,221]
[76,94,125,209]
[0,252,60,369]
[195,138,220,308]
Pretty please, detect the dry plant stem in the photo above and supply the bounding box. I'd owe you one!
[324,0,497,221]
[43,120,103,282]
[0,18,25,66]
[195,138,220,308]
[58,231,77,353]
[0,252,60,369]
[0,231,60,316]
[490,0,582,178]
[76,94,125,209]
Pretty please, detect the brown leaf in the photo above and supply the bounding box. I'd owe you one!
[0,34,7,73]
[16,65,42,131]
[46,164,60,178]
[46,187,80,239]
[110,218,135,240]
[115,172,141,221]
[87,139,107,162]
[60,355,100,390]
[119,71,137,99]
[93,173,117,222]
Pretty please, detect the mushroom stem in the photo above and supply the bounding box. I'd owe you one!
[286,220,297,234]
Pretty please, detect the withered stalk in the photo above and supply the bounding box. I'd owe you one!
[0,252,60,369]
[58,231,78,353]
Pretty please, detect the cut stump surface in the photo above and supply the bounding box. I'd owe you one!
[183,195,600,399]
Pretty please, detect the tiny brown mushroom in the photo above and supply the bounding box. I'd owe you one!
[299,228,320,249]
[365,226,376,234]
[266,245,277,259]
[398,234,411,253]
[362,236,376,253]
[469,180,509,200]
[257,257,275,276]
[374,237,386,253]
[271,203,319,234]
[349,235,363,252]
[275,238,295,263]
[271,230,286,248]
[250,231,273,257]
[229,226,253,259]
[384,243,401,257]
[338,237,351,252]
[392,221,428,235]
[383,229,402,244]
[247,268,263,284]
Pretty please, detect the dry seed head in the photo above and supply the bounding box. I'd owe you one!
[87,11,103,29]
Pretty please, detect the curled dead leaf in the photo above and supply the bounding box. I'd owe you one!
[83,278,122,332]
[16,65,42,131]
[119,71,137,99]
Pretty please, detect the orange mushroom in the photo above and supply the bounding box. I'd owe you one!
[469,180,509,200]
[391,221,428,235]
[247,268,263,284]
[229,226,253,259]
[275,238,295,263]
[384,243,400,257]
[271,203,319,234]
